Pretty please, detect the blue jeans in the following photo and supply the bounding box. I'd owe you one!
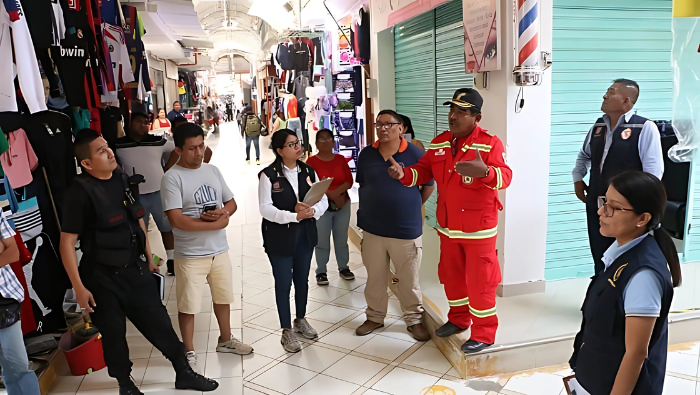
[245,135,260,160]
[0,321,41,394]
[315,203,350,274]
[139,191,172,233]
[267,227,314,329]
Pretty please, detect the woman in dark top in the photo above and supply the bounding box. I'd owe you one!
[570,171,680,395]
[399,114,425,151]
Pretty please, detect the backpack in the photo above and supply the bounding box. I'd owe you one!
[245,114,262,136]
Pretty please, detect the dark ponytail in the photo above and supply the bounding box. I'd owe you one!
[610,171,682,287]
[270,129,302,177]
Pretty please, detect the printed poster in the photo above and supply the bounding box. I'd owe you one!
[463,0,500,73]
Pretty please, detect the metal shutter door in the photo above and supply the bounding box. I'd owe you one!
[544,0,673,280]
[395,11,438,226]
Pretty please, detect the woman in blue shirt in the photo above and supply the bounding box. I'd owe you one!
[570,171,681,395]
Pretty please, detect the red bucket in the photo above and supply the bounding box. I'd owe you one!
[58,331,106,376]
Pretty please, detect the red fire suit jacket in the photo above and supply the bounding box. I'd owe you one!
[398,126,512,241]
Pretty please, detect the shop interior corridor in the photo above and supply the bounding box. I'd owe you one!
[42,122,700,395]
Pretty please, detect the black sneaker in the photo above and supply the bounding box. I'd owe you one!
[167,259,175,276]
[316,273,329,285]
[118,377,144,395]
[339,269,355,281]
[175,366,219,391]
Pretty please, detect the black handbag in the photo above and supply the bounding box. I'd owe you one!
[0,296,21,329]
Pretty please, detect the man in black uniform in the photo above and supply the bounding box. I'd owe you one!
[59,129,219,395]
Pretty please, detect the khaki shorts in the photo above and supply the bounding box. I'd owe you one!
[175,253,234,314]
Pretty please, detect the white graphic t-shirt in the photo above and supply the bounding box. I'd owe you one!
[161,163,234,258]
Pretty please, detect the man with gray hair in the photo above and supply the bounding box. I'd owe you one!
[572,78,664,273]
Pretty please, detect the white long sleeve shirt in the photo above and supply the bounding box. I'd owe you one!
[258,164,328,224]
[572,109,664,182]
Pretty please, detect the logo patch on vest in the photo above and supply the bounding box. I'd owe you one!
[607,263,628,287]
[435,149,445,156]
[462,176,473,185]
[621,128,632,140]
[594,126,603,137]
[272,181,283,192]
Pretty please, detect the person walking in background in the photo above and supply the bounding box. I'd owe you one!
[355,110,435,342]
[388,89,512,353]
[572,79,663,273]
[242,111,262,165]
[569,171,680,395]
[151,109,171,132]
[162,124,253,370]
[167,101,184,123]
[305,129,355,286]
[258,129,328,353]
[0,210,41,395]
[399,114,425,151]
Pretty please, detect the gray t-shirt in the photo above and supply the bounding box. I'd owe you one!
[161,163,234,258]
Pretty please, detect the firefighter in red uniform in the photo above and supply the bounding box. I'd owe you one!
[388,88,512,353]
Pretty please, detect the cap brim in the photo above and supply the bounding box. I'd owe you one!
[443,100,479,111]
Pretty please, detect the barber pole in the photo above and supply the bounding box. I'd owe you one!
[517,0,540,67]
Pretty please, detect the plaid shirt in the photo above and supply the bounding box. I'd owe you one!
[0,211,24,302]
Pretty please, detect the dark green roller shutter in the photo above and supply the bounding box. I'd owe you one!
[394,0,472,228]
[544,0,673,280]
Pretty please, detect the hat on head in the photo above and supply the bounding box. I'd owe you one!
[443,88,483,112]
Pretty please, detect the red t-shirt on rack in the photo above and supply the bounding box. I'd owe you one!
[306,154,353,193]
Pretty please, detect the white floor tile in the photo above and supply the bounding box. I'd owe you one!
[318,326,375,351]
[248,309,283,331]
[209,377,244,395]
[243,387,267,395]
[308,286,350,302]
[302,318,334,334]
[244,273,276,289]
[242,325,273,344]
[282,344,346,373]
[249,332,290,359]
[323,354,388,386]
[204,352,243,378]
[332,291,368,309]
[141,357,177,385]
[244,289,279,308]
[663,375,697,394]
[402,344,453,374]
[126,336,154,359]
[501,372,565,395]
[666,351,700,377]
[355,335,415,361]
[250,362,318,394]
[377,320,419,343]
[242,353,276,378]
[48,375,84,394]
[242,302,269,320]
[306,304,357,324]
[371,367,439,395]
[290,374,360,395]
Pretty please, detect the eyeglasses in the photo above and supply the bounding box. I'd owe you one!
[597,196,635,217]
[375,122,401,130]
[284,140,301,149]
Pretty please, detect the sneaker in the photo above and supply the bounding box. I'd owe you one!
[166,260,175,276]
[246,160,250,164]
[316,273,329,285]
[185,351,197,370]
[281,328,302,353]
[339,269,355,281]
[216,335,253,355]
[293,318,318,340]
[256,159,261,165]
[118,377,143,395]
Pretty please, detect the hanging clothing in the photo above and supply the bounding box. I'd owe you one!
[0,129,39,188]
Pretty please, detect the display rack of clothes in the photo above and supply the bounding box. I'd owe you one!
[331,70,361,171]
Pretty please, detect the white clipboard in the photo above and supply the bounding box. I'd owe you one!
[563,375,590,395]
[303,178,333,206]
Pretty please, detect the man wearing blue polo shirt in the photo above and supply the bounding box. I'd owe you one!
[355,110,435,341]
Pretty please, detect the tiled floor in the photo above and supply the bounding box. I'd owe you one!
[43,123,700,395]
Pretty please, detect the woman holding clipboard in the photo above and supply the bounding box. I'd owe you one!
[569,171,679,395]
[258,129,329,353]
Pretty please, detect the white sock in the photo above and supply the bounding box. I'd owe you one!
[167,250,174,261]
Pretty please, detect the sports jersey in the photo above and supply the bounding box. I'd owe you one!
[121,5,149,101]
[101,22,134,104]
[100,0,120,26]
[52,33,89,108]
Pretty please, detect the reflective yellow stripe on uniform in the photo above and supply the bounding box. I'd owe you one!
[461,144,492,153]
[469,306,497,318]
[429,142,452,150]
[408,168,418,187]
[448,297,469,307]
[437,225,498,239]
[486,167,503,190]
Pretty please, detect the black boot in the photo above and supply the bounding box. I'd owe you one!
[435,321,468,337]
[173,359,219,391]
[118,377,144,395]
[166,259,175,276]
